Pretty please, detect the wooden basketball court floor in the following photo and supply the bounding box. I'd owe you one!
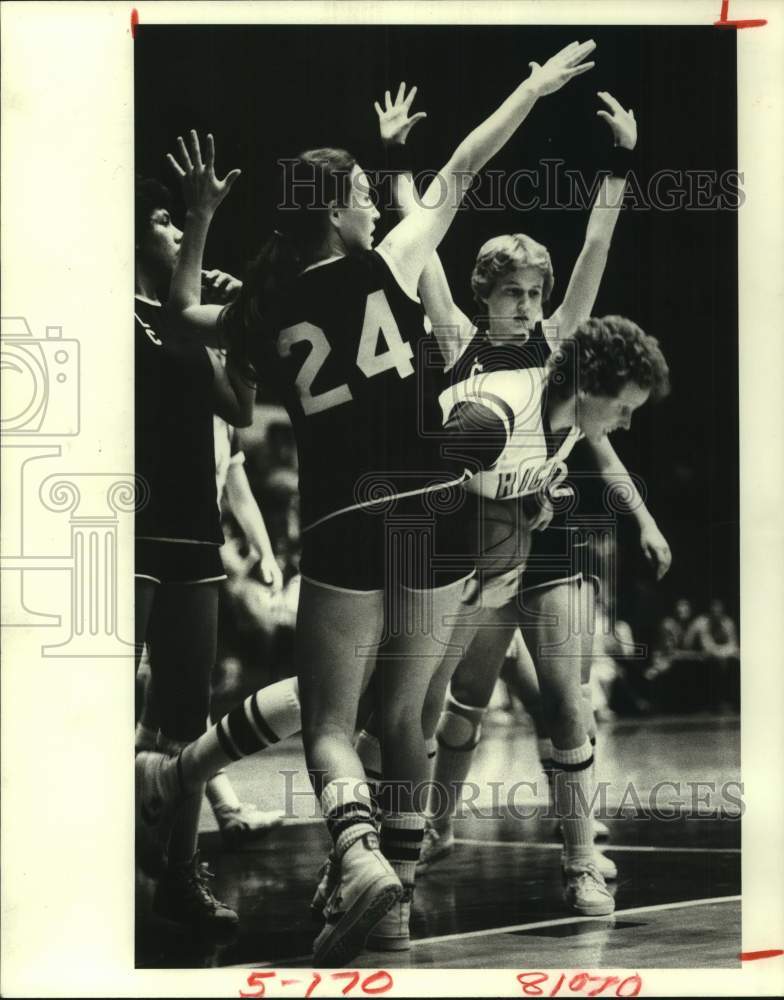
[136,715,741,970]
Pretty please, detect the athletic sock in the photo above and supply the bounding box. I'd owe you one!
[428,686,486,831]
[179,676,301,792]
[552,739,595,867]
[321,778,377,857]
[205,769,241,814]
[380,812,426,888]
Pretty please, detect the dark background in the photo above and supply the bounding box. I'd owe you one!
[135,24,739,638]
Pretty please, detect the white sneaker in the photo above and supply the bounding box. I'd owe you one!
[135,751,182,876]
[563,860,615,916]
[366,886,413,951]
[415,823,454,875]
[312,831,402,967]
[594,850,617,880]
[562,851,617,881]
[213,802,285,848]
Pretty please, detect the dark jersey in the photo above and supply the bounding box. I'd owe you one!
[254,249,458,530]
[134,297,222,544]
[450,320,552,380]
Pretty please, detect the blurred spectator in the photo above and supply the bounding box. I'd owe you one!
[684,599,740,712]
[645,597,739,714]
[683,598,739,659]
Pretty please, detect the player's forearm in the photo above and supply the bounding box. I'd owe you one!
[226,473,275,559]
[585,176,626,247]
[592,438,656,528]
[170,209,213,311]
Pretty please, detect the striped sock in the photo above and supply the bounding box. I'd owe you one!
[321,779,377,857]
[381,812,426,888]
[552,739,595,866]
[179,677,301,792]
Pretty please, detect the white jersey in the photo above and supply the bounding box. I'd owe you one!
[439,366,581,501]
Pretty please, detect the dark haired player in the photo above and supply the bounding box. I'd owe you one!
[135,175,253,929]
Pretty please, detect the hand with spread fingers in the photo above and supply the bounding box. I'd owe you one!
[167,130,241,218]
[596,90,637,150]
[527,39,596,98]
[374,81,428,146]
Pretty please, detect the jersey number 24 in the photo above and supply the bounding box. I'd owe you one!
[277,290,415,416]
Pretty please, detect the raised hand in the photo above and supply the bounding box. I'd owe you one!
[374,81,428,146]
[167,130,241,217]
[527,39,596,98]
[596,91,637,150]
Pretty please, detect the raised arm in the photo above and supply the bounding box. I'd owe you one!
[379,41,596,297]
[547,92,636,346]
[590,435,672,581]
[166,131,242,345]
[375,84,472,369]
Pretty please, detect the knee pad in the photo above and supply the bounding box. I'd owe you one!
[436,689,486,751]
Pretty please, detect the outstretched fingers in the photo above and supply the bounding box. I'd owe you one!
[567,59,595,78]
[166,152,186,177]
[597,90,623,115]
[204,132,216,171]
[188,129,204,170]
[176,135,193,172]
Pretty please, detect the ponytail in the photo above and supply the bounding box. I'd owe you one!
[220,146,357,385]
[219,230,301,385]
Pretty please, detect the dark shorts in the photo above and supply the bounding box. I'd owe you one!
[521,525,601,596]
[135,538,226,586]
[300,487,479,593]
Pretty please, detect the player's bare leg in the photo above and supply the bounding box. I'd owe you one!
[365,575,467,950]
[297,578,402,966]
[521,581,614,915]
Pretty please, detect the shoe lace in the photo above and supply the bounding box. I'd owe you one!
[422,825,440,851]
[569,861,609,891]
[183,854,222,906]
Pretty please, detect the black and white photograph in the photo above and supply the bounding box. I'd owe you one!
[2,2,784,997]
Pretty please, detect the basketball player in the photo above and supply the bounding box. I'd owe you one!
[364,88,671,918]
[135,176,254,929]
[136,40,598,965]
[135,406,287,846]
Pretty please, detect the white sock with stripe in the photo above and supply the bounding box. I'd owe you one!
[178,676,301,792]
[552,739,595,867]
